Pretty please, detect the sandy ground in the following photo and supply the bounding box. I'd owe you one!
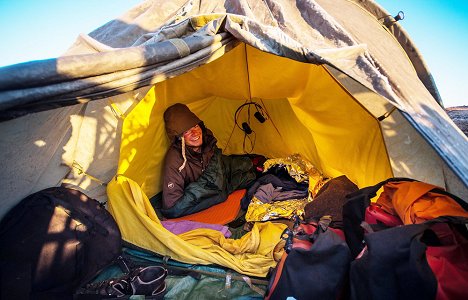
[446,106,468,137]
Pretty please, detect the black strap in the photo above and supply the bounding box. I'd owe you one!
[309,216,332,243]
[345,177,416,202]
[430,187,468,211]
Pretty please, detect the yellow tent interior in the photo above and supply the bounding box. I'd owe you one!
[103,42,459,277]
[120,44,392,198]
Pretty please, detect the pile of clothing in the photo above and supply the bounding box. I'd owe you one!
[243,154,328,222]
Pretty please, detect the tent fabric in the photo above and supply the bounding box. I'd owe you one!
[117,49,392,192]
[94,248,268,300]
[347,0,442,105]
[1,0,407,118]
[0,0,467,227]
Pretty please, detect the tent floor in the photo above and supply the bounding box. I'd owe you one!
[82,247,268,299]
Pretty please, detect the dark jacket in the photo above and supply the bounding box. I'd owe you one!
[161,127,217,210]
[161,147,255,218]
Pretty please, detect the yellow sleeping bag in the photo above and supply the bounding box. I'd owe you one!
[107,175,286,277]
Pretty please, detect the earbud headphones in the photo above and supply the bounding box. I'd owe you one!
[234,101,267,135]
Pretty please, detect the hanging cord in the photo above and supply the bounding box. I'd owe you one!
[234,102,265,132]
[240,43,256,153]
[71,161,107,186]
[223,99,256,153]
[224,44,281,153]
[223,120,238,153]
[227,100,281,153]
[244,43,253,100]
[178,137,187,172]
[242,131,256,154]
[224,45,251,152]
[234,101,261,153]
[259,98,282,138]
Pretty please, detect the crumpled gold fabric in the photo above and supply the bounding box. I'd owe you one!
[263,153,328,198]
[245,197,309,222]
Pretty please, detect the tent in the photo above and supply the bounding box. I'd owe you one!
[1,0,467,279]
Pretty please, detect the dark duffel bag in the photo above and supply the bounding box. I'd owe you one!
[265,217,352,300]
[343,178,468,300]
[0,187,122,299]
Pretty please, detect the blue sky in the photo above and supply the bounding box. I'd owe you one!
[375,0,468,107]
[0,0,466,107]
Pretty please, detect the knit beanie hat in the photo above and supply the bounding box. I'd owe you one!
[163,103,201,141]
[163,103,202,172]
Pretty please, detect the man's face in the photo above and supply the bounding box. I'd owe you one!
[183,124,203,148]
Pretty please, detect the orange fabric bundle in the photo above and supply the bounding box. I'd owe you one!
[168,189,246,225]
[376,181,468,224]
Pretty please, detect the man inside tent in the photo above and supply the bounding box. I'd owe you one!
[160,103,257,219]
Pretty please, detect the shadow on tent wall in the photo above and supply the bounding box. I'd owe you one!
[0,18,154,219]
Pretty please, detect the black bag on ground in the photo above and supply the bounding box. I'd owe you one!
[342,177,413,257]
[343,178,468,300]
[265,217,352,300]
[343,177,468,257]
[348,217,468,300]
[0,187,122,299]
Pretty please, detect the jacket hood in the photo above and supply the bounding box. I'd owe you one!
[164,103,202,141]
